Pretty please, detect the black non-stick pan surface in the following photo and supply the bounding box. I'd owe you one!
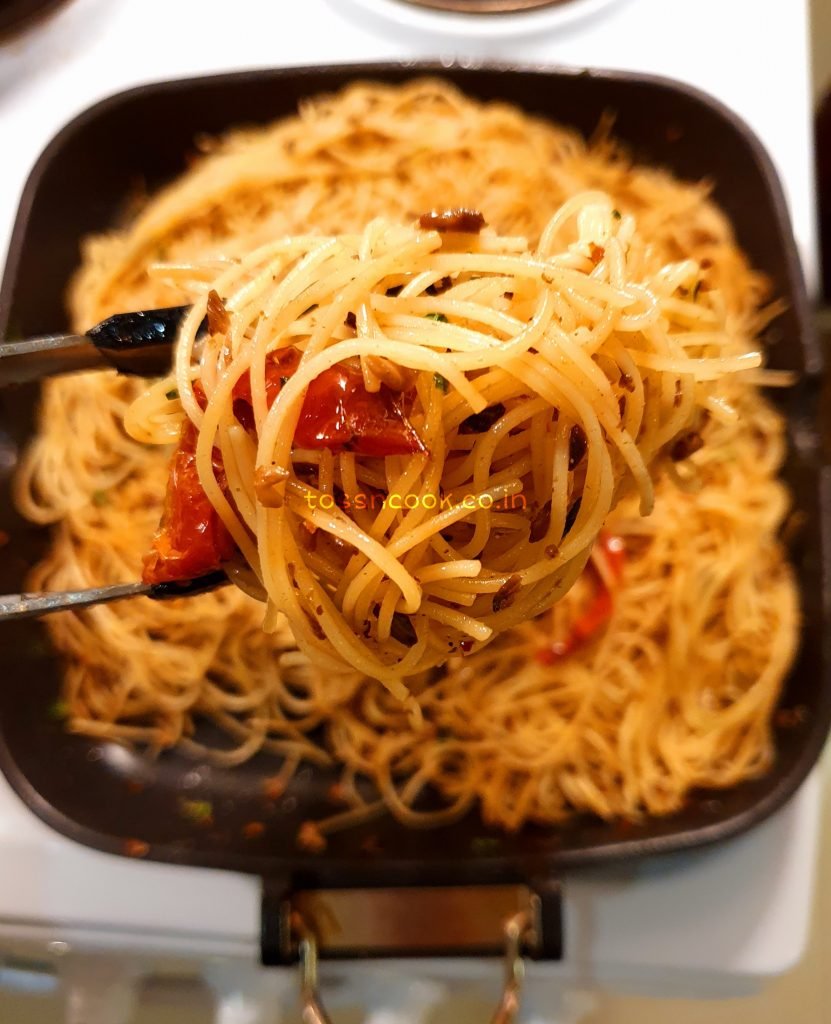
[0,63,827,891]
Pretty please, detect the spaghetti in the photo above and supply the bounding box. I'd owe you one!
[124,209,761,691]
[14,79,798,836]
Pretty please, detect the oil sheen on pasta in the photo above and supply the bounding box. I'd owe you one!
[124,212,759,693]
[15,80,799,837]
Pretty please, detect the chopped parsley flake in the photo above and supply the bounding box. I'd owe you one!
[47,699,70,721]
[471,836,501,854]
[179,799,213,824]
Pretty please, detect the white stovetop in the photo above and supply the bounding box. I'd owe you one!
[0,0,820,1004]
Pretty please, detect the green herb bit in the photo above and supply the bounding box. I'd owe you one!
[28,636,50,658]
[180,798,213,824]
[611,209,622,220]
[692,280,702,301]
[471,836,501,854]
[47,699,70,721]
[279,376,289,386]
[434,373,449,392]
[425,312,448,323]
[92,490,108,507]
[165,388,179,400]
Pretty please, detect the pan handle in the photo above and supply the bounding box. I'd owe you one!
[291,905,535,1024]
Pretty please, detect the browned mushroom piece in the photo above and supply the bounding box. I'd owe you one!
[254,463,289,507]
[206,289,230,335]
[418,209,487,234]
[670,432,705,462]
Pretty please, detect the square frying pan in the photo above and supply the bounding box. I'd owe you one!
[0,64,826,924]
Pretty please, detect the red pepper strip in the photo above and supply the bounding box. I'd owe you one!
[232,351,424,457]
[598,532,626,579]
[294,366,424,456]
[142,422,236,585]
[535,533,626,665]
[144,351,423,582]
[231,349,300,432]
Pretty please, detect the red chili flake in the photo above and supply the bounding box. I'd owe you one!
[123,838,149,858]
[263,776,286,801]
[775,705,809,728]
[588,243,605,265]
[344,311,357,329]
[459,638,474,654]
[780,509,808,545]
[327,782,350,805]
[360,834,383,855]
[297,821,327,853]
[243,821,265,839]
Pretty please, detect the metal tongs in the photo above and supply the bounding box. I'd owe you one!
[0,304,191,386]
[0,305,230,621]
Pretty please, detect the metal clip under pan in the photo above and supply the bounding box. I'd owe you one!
[261,881,562,1022]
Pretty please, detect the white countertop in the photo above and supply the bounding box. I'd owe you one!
[0,769,821,998]
[0,0,821,1008]
[0,0,818,291]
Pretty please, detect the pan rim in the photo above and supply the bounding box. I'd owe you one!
[0,59,826,882]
